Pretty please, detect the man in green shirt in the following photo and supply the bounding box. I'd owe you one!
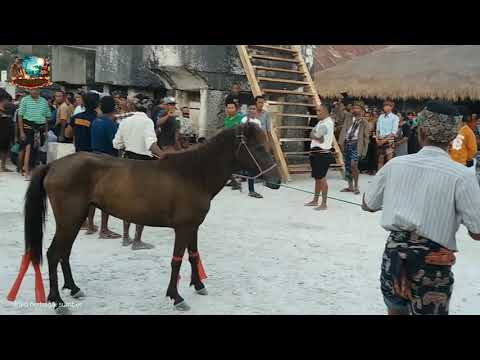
[224,101,243,129]
[224,100,242,189]
[18,88,51,180]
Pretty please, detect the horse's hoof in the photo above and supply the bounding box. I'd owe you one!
[55,305,71,315]
[174,301,191,311]
[71,289,85,299]
[196,287,208,296]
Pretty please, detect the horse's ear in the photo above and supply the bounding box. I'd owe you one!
[244,122,255,139]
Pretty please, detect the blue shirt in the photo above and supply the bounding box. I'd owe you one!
[91,115,119,156]
[376,112,399,137]
[69,110,97,152]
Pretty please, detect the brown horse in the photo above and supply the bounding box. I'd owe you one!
[24,123,281,312]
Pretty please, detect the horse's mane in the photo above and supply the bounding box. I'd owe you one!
[164,127,239,178]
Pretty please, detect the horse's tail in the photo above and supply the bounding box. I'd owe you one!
[25,164,50,265]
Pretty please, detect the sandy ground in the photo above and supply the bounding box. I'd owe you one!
[1,166,480,315]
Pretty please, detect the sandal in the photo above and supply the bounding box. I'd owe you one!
[248,192,263,199]
[353,189,361,195]
[340,188,354,192]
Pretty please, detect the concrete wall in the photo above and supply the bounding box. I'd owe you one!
[51,46,89,85]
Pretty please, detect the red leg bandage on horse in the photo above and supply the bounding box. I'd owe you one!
[7,252,31,302]
[189,252,207,281]
[33,262,46,303]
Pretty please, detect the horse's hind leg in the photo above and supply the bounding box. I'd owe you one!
[46,236,64,308]
[47,198,88,310]
[61,247,84,298]
[187,227,207,295]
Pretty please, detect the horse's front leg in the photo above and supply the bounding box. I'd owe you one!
[166,226,190,311]
[187,227,208,295]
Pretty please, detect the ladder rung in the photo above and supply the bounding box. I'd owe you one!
[276,126,313,130]
[279,138,311,142]
[253,66,304,74]
[248,45,298,53]
[250,54,300,63]
[284,151,312,155]
[267,101,316,107]
[257,77,309,86]
[272,113,318,118]
[263,89,315,96]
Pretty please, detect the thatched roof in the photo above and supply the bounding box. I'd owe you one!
[314,45,480,101]
[313,45,387,71]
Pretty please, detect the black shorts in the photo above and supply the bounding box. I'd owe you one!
[309,148,334,179]
[123,151,154,161]
[21,120,45,149]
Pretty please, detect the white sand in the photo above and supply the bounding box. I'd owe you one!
[1,168,480,315]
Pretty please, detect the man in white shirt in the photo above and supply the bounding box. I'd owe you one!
[305,104,335,210]
[113,95,165,250]
[376,99,400,169]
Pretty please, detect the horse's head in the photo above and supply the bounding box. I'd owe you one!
[234,123,281,190]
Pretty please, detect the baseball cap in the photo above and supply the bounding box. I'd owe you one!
[163,96,176,104]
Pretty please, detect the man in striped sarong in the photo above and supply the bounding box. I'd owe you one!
[362,101,480,315]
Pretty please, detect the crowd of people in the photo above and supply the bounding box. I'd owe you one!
[304,97,480,211]
[0,87,199,250]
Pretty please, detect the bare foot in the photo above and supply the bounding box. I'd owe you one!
[122,236,133,247]
[353,188,361,195]
[85,225,99,235]
[314,204,328,211]
[305,201,318,207]
[99,230,121,239]
[131,241,155,250]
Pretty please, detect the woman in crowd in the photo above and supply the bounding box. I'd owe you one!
[395,112,411,157]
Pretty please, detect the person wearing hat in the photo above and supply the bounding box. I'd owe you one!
[376,100,399,170]
[338,100,370,194]
[156,96,180,152]
[362,101,480,315]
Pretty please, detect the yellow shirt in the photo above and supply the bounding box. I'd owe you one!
[449,125,477,165]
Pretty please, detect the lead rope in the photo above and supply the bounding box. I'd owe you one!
[152,140,361,207]
[264,181,362,207]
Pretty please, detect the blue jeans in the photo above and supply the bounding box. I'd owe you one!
[242,170,255,192]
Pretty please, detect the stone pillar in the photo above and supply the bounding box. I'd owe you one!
[199,88,209,138]
[200,89,228,138]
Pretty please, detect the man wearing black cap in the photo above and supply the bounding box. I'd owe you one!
[156,97,180,152]
[362,101,480,315]
[338,101,370,195]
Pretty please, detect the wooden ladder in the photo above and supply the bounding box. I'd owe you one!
[237,45,344,182]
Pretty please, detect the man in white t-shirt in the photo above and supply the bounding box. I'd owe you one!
[305,104,335,210]
[240,104,263,198]
[113,95,166,250]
